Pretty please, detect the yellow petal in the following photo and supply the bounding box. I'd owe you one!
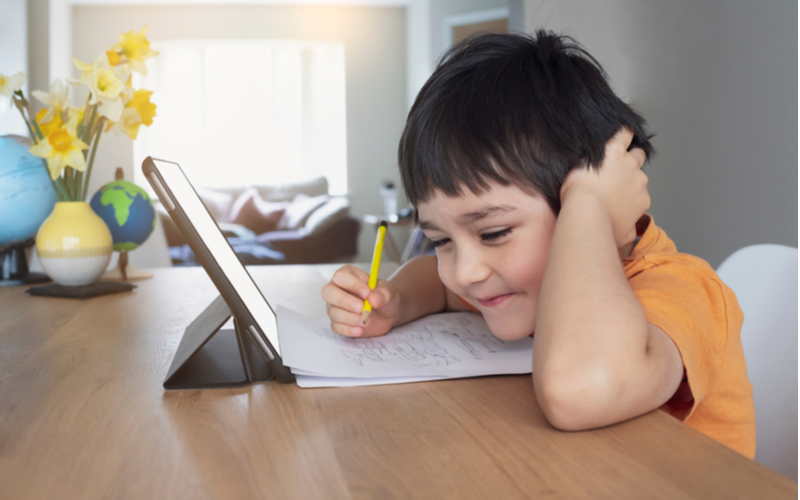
[67,106,85,124]
[73,57,93,73]
[129,89,156,126]
[36,108,64,137]
[0,71,25,97]
[98,96,124,122]
[64,148,87,171]
[29,140,54,159]
[106,50,121,66]
[70,135,90,151]
[48,155,66,180]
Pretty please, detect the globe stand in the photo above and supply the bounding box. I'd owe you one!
[101,249,154,282]
[0,238,50,287]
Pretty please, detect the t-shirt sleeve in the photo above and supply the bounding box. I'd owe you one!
[627,259,731,420]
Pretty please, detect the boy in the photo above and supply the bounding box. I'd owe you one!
[321,31,755,457]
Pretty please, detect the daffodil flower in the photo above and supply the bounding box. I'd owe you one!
[70,53,132,122]
[67,104,85,125]
[0,71,25,100]
[106,89,157,140]
[112,26,158,76]
[130,89,156,126]
[35,108,64,138]
[29,115,89,180]
[31,78,72,124]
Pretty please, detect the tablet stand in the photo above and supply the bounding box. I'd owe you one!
[163,295,274,389]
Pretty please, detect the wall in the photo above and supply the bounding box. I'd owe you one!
[0,0,28,136]
[523,0,797,268]
[68,4,407,263]
[430,0,511,63]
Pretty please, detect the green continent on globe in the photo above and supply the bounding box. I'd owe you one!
[100,180,153,227]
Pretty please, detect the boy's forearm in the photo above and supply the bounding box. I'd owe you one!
[533,194,650,427]
[388,255,449,326]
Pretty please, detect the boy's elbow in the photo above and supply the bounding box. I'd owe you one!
[533,365,620,431]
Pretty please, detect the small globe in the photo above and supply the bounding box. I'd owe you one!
[90,179,156,252]
[0,135,57,248]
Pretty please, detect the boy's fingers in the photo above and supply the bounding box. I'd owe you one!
[322,282,365,313]
[330,321,364,338]
[331,266,371,298]
[327,305,365,327]
[368,285,392,309]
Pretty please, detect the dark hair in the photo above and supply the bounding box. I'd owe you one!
[398,30,655,213]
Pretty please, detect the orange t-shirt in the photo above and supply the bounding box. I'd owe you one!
[457,215,756,457]
[623,215,755,457]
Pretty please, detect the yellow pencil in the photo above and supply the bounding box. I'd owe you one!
[362,220,387,324]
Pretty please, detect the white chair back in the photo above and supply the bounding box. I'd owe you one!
[716,244,798,481]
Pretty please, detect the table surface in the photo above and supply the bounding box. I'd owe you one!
[0,265,795,499]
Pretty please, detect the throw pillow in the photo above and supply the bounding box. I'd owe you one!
[229,188,288,234]
[277,193,331,230]
[195,187,235,222]
[303,196,350,235]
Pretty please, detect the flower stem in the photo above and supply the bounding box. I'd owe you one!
[82,117,105,201]
[75,105,98,200]
[30,119,45,142]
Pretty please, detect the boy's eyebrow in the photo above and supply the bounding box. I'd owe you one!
[418,220,439,231]
[418,204,517,231]
[457,204,517,225]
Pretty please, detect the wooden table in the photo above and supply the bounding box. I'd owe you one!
[0,266,795,499]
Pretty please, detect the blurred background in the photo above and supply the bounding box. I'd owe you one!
[1,0,796,268]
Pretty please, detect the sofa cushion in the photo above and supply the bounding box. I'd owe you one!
[194,187,235,222]
[303,196,350,236]
[277,193,330,230]
[229,188,288,234]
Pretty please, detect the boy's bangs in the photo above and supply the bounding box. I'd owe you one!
[413,134,520,203]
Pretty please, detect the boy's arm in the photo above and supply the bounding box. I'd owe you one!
[533,129,684,431]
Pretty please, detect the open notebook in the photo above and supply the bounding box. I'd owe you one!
[276,306,533,388]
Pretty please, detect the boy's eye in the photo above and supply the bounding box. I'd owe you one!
[428,237,451,249]
[480,228,512,242]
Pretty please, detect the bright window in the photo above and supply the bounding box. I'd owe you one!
[133,39,347,194]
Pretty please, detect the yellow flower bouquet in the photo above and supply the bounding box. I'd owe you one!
[2,26,158,202]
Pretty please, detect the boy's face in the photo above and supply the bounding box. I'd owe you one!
[417,182,557,340]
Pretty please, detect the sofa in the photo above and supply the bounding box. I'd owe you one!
[156,176,360,266]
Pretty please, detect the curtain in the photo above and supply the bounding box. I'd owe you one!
[133,39,347,194]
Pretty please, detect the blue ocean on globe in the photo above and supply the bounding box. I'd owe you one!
[0,135,57,247]
[90,180,156,251]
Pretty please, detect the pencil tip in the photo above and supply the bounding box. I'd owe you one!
[379,220,388,228]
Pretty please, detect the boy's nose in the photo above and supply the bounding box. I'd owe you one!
[453,247,492,287]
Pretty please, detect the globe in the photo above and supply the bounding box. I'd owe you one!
[90,180,156,252]
[0,135,57,247]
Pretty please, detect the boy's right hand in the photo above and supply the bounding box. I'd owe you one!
[321,265,401,338]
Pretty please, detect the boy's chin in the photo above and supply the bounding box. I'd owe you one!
[486,318,535,341]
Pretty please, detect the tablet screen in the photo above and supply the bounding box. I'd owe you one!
[146,159,282,357]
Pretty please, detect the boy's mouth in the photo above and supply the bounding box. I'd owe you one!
[476,293,514,307]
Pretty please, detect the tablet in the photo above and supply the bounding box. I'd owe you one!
[143,157,293,381]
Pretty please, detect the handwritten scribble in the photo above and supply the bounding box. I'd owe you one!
[306,314,517,369]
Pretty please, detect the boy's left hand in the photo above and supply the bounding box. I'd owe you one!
[559,128,649,247]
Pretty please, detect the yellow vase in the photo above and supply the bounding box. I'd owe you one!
[36,202,113,286]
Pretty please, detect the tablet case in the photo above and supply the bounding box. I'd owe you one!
[143,157,295,389]
[164,295,273,389]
